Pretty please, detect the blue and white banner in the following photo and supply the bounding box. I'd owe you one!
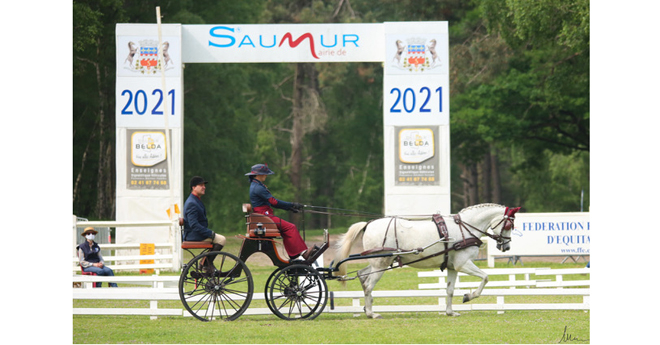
[487,212,591,262]
[182,23,384,63]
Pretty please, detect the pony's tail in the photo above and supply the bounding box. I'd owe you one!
[334,221,368,283]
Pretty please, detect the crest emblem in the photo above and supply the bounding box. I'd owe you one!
[406,42,426,69]
[391,37,441,72]
[133,39,160,74]
[123,39,174,74]
[138,40,159,70]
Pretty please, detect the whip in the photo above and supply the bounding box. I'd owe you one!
[302,205,384,218]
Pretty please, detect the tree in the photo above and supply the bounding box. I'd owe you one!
[449,0,589,211]
[73,0,127,219]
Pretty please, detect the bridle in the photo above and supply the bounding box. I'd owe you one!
[453,211,515,247]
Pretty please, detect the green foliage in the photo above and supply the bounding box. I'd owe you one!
[511,150,590,212]
[73,0,590,222]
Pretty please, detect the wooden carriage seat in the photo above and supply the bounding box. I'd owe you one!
[242,203,281,238]
[181,241,213,250]
[179,218,215,250]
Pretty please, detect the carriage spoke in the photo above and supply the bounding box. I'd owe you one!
[267,264,328,320]
[179,252,253,321]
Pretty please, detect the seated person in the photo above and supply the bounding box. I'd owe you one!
[245,163,318,261]
[183,176,226,271]
[78,227,118,287]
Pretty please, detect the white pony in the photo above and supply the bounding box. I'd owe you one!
[335,203,521,318]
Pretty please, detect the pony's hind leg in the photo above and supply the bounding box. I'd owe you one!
[445,269,460,316]
[357,265,386,319]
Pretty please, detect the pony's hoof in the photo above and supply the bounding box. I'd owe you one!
[463,294,470,303]
[447,311,461,317]
[369,313,383,319]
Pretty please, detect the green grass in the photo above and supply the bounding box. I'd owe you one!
[73,310,588,344]
[74,235,589,343]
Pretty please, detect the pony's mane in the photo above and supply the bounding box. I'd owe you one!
[458,203,506,214]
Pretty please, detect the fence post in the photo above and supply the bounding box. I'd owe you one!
[72,215,78,272]
[172,222,181,271]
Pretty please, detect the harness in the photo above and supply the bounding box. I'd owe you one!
[432,214,483,271]
[365,212,514,272]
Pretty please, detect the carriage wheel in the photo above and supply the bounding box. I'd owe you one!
[264,267,284,315]
[178,251,253,321]
[267,264,328,320]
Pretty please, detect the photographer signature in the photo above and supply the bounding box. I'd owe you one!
[559,326,589,343]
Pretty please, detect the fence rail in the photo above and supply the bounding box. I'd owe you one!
[73,215,181,272]
[72,267,589,319]
[73,243,175,274]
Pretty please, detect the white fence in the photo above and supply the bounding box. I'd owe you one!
[73,216,181,273]
[72,267,589,319]
[417,267,590,314]
[72,243,175,274]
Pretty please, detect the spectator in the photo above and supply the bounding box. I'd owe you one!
[78,227,118,287]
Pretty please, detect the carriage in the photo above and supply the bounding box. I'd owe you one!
[178,203,520,321]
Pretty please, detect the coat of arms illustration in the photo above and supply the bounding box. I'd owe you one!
[391,37,441,72]
[123,39,173,74]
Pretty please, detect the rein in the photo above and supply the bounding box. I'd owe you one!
[303,205,384,218]
[453,214,513,245]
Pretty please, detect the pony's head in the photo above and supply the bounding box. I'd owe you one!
[489,206,521,252]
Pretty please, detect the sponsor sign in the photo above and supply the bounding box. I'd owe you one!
[139,243,155,274]
[126,129,170,190]
[181,23,384,63]
[487,212,591,259]
[395,127,440,186]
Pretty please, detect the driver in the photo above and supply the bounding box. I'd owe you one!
[246,163,318,262]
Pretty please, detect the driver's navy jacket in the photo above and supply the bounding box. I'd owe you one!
[249,179,293,215]
[183,193,214,241]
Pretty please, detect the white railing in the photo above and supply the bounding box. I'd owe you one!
[73,215,181,273]
[72,267,590,319]
[72,243,175,275]
[417,267,590,313]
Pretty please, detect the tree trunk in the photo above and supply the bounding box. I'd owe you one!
[481,152,492,203]
[460,163,479,207]
[289,63,325,225]
[90,41,115,220]
[469,163,479,205]
[73,130,95,205]
[290,63,305,202]
[490,146,502,204]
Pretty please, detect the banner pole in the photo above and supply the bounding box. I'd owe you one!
[156,7,176,223]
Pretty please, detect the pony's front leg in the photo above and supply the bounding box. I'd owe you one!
[358,265,385,319]
[457,261,488,303]
[445,269,460,316]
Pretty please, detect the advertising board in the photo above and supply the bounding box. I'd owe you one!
[486,212,590,266]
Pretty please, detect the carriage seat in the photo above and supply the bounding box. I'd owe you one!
[242,203,281,238]
[178,217,215,249]
[181,241,214,249]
